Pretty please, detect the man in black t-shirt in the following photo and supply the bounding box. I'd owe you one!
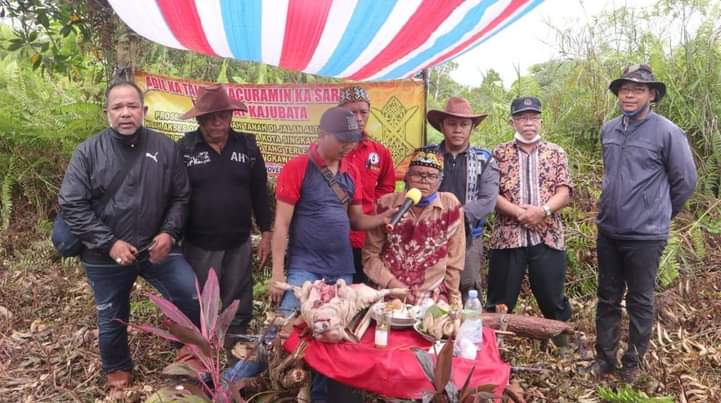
[179,85,272,358]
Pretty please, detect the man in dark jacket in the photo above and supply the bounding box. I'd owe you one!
[178,85,272,360]
[59,80,200,392]
[591,64,697,382]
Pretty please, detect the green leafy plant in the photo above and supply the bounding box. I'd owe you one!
[129,268,243,402]
[658,230,681,288]
[0,44,104,235]
[1,164,15,231]
[0,0,113,78]
[597,385,674,403]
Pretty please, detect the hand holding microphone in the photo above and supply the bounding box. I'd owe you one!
[386,188,422,232]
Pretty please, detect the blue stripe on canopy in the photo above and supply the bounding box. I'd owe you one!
[221,0,263,61]
[317,0,397,77]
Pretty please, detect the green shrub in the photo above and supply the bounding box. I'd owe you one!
[0,48,104,230]
[597,385,674,403]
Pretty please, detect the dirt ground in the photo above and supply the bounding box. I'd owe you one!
[1,228,720,402]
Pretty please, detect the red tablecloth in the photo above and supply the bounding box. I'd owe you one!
[284,324,511,399]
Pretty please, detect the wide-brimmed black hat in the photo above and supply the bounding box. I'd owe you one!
[609,64,666,102]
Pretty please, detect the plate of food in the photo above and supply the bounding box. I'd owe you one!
[414,304,460,341]
[370,299,419,328]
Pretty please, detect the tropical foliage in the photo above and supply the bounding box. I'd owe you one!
[130,268,242,402]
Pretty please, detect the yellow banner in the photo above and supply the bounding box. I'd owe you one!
[135,71,425,176]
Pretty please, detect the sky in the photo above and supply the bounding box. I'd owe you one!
[451,0,659,87]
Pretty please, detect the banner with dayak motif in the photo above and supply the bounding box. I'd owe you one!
[135,71,425,176]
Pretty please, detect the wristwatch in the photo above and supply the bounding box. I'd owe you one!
[542,205,552,217]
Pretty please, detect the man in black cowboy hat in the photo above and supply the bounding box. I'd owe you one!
[270,106,395,402]
[178,85,273,361]
[591,64,697,382]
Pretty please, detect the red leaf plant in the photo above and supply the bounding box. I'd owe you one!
[127,268,243,402]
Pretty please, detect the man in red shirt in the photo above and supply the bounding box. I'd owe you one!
[270,106,395,402]
[338,86,396,283]
[269,107,394,309]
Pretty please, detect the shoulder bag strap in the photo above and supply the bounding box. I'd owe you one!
[307,151,350,209]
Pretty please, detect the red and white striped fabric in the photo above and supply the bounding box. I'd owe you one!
[109,0,544,81]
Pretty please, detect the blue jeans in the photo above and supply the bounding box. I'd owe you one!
[278,269,353,402]
[82,248,200,373]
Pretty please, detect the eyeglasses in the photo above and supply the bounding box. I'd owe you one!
[512,115,541,123]
[618,86,649,95]
[408,172,441,182]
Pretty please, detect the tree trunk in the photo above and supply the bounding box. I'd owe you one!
[481,313,574,339]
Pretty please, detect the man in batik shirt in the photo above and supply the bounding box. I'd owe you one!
[487,96,572,346]
[363,150,465,306]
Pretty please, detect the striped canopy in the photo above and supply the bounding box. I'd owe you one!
[109,0,544,81]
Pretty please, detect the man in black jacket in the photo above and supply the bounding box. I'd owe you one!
[179,85,272,361]
[59,80,200,392]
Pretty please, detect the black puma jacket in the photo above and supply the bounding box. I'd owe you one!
[59,127,189,258]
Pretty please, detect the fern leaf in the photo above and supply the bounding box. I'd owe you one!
[658,231,681,288]
[1,173,15,231]
[689,224,706,260]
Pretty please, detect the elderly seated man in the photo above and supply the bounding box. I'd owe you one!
[363,150,466,306]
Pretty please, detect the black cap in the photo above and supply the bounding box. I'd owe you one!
[319,107,362,143]
[510,96,542,116]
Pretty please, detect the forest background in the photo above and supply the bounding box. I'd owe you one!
[0,0,719,402]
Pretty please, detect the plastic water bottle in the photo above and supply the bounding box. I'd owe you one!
[463,289,483,345]
[454,289,483,359]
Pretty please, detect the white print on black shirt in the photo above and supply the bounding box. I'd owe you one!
[186,151,210,167]
[230,152,248,164]
[145,152,159,163]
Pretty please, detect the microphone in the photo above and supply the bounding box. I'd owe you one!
[388,188,423,227]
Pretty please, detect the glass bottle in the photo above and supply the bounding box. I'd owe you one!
[375,312,391,348]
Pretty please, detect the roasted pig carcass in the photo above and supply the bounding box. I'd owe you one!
[274,279,407,343]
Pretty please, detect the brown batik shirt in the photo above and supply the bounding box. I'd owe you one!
[489,140,573,251]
